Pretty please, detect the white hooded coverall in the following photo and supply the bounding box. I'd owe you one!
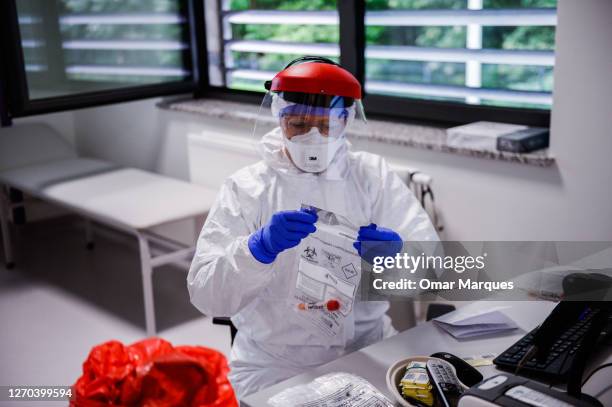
[188,128,439,399]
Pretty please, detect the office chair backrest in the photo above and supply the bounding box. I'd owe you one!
[0,123,76,172]
[391,163,443,233]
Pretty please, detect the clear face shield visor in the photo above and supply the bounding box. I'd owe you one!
[253,91,369,174]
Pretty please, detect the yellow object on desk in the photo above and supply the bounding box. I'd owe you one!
[387,356,470,407]
[399,361,434,406]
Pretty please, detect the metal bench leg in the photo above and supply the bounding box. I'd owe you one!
[137,233,156,336]
[0,188,15,269]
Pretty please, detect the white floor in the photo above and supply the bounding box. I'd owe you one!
[0,217,231,406]
[0,272,231,406]
[0,275,231,383]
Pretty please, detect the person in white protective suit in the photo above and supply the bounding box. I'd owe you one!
[188,56,439,400]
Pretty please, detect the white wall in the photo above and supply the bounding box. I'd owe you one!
[13,110,76,145]
[9,110,76,221]
[71,97,252,180]
[547,0,612,240]
[12,0,612,242]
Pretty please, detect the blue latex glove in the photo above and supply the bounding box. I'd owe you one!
[353,223,403,263]
[249,208,318,264]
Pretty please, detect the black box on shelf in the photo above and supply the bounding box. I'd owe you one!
[497,127,549,153]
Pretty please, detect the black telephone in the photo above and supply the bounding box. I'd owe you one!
[494,300,612,399]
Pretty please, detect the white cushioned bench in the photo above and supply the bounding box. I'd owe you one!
[0,123,218,336]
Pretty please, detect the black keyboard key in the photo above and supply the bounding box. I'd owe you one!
[548,358,564,374]
[508,345,522,354]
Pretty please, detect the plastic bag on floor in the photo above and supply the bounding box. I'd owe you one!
[268,372,393,407]
[71,337,237,407]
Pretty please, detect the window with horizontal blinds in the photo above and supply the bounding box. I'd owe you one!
[364,0,556,110]
[3,0,194,117]
[204,0,555,125]
[208,0,339,91]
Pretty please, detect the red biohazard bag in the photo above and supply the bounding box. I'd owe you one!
[71,338,237,407]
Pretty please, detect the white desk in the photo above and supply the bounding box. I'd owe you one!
[242,301,611,406]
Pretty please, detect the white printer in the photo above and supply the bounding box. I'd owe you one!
[458,374,600,407]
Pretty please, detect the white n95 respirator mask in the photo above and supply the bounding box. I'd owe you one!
[284,128,346,173]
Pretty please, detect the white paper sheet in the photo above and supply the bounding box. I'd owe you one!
[433,305,518,339]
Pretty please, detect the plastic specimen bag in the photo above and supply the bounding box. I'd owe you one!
[292,204,361,345]
[268,372,394,407]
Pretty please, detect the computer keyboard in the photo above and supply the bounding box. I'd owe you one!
[494,307,612,382]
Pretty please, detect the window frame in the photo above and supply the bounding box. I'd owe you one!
[0,0,554,127]
[0,0,200,120]
[198,0,552,127]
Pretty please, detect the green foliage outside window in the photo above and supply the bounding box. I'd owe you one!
[55,0,186,83]
[60,0,179,14]
[229,0,556,106]
[50,0,555,105]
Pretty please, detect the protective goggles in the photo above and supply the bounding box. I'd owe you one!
[271,93,355,140]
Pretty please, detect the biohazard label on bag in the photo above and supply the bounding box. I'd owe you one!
[292,205,361,344]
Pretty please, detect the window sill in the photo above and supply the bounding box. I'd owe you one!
[158,97,555,167]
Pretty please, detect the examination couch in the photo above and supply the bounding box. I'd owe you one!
[0,123,219,336]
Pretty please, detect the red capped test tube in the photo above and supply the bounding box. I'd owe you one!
[297,299,340,312]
